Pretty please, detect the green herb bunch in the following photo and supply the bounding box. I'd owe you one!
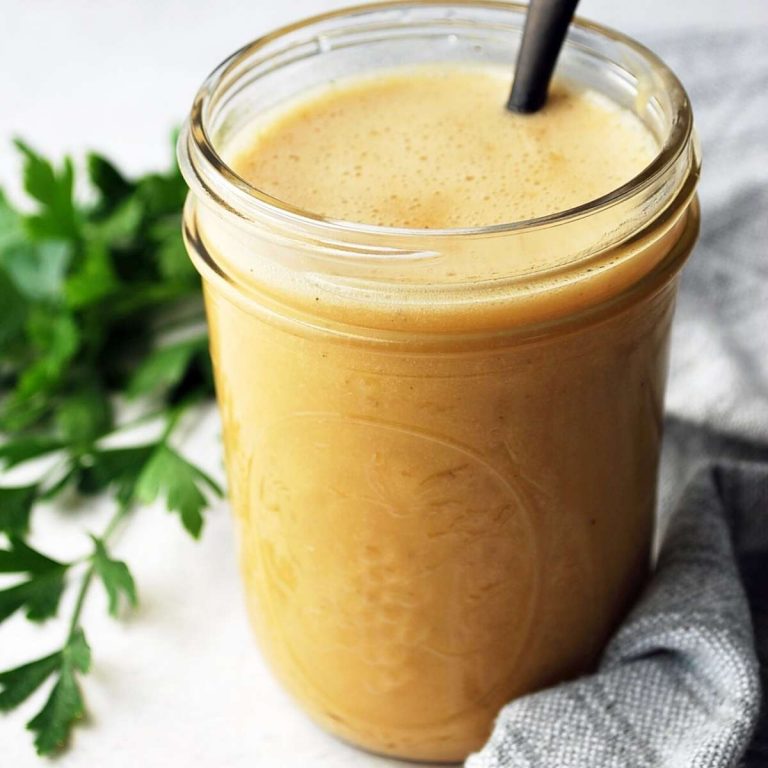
[0,138,221,755]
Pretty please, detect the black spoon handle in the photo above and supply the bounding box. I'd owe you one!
[507,0,581,114]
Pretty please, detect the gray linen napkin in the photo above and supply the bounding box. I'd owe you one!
[468,29,768,768]
[468,462,766,768]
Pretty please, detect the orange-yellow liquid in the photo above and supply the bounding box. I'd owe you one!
[232,67,656,227]
[192,67,695,762]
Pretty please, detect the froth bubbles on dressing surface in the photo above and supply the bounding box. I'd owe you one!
[230,66,657,228]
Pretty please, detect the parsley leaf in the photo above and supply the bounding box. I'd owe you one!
[90,536,137,617]
[0,239,72,301]
[0,536,66,574]
[0,266,28,350]
[0,138,221,757]
[27,629,91,756]
[136,444,222,538]
[55,387,112,447]
[2,310,80,431]
[0,188,25,248]
[64,240,119,309]
[15,139,79,239]
[0,537,68,624]
[0,137,209,439]
[14,140,80,241]
[0,484,38,535]
[0,435,64,469]
[0,651,62,712]
[76,444,155,503]
[151,216,195,280]
[86,153,134,211]
[0,630,91,755]
[127,336,208,399]
[0,572,67,624]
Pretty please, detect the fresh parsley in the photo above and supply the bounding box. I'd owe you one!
[0,137,221,755]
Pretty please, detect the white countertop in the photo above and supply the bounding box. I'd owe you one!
[2,2,767,767]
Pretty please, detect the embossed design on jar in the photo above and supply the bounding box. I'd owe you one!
[242,412,541,728]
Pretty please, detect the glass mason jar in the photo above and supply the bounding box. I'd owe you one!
[179,1,699,762]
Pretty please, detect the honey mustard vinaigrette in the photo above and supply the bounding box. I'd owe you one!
[179,3,699,761]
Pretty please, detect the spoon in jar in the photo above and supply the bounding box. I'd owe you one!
[508,0,581,114]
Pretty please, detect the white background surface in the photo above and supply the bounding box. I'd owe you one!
[1,2,767,767]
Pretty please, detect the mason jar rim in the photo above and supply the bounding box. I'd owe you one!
[180,0,694,242]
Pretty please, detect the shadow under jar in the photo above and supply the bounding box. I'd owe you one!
[178,2,699,763]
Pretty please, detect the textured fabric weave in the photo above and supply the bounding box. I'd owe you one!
[468,464,767,768]
[468,30,768,768]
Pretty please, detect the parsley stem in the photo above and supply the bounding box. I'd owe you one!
[67,500,131,640]
[159,398,196,445]
[67,567,94,641]
[103,502,132,542]
[66,398,188,640]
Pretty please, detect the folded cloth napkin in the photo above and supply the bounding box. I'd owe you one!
[468,461,767,768]
[469,29,768,768]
